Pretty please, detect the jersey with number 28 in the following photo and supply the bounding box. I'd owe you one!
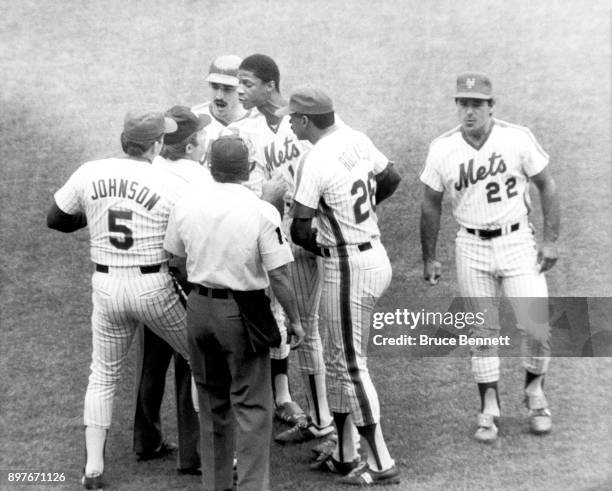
[293,125,388,247]
[54,157,180,266]
[420,119,549,229]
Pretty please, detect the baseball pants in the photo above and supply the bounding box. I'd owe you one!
[84,265,190,429]
[320,238,392,427]
[455,224,551,383]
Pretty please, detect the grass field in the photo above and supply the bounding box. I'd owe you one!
[1,1,611,490]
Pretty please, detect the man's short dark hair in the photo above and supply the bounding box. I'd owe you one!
[120,133,162,156]
[161,132,199,161]
[455,97,495,107]
[240,54,280,91]
[304,111,335,130]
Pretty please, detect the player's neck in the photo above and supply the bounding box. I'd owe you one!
[258,93,285,127]
[310,124,339,145]
[462,120,493,147]
[213,105,247,126]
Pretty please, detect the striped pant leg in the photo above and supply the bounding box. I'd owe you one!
[456,230,501,383]
[135,271,190,362]
[500,231,551,375]
[84,272,137,429]
[291,245,325,376]
[322,246,391,426]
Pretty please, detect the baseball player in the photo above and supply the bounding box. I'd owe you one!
[419,73,560,443]
[286,86,402,486]
[236,54,334,440]
[191,54,284,214]
[133,105,212,474]
[47,109,193,490]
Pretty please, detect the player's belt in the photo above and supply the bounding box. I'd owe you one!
[95,263,163,274]
[465,222,520,240]
[197,285,233,299]
[317,241,372,258]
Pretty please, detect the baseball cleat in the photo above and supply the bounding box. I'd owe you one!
[311,432,338,459]
[474,413,498,443]
[81,472,105,490]
[525,393,552,434]
[274,401,308,426]
[136,440,177,461]
[274,420,335,444]
[338,463,401,486]
[310,454,361,475]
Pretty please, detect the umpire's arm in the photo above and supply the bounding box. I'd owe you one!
[47,201,87,233]
[375,162,402,204]
[420,185,443,284]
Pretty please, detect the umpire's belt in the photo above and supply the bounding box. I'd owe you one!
[95,263,163,274]
[465,222,520,240]
[317,241,372,258]
[197,285,233,299]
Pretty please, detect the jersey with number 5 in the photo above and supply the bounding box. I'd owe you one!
[420,119,549,229]
[53,157,180,266]
[293,126,388,247]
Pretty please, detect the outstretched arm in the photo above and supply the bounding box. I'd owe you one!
[420,185,444,284]
[531,166,560,272]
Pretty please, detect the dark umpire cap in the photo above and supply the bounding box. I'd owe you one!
[210,135,250,182]
[205,54,242,86]
[455,72,493,100]
[275,85,334,116]
[123,109,177,142]
[163,105,211,145]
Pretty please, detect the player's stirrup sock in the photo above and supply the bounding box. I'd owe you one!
[271,357,291,406]
[525,371,545,396]
[85,427,107,475]
[478,382,500,416]
[307,374,332,428]
[357,423,394,472]
[332,412,358,462]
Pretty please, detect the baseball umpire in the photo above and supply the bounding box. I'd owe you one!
[286,86,402,486]
[419,73,560,442]
[132,105,212,474]
[164,135,305,490]
[47,109,193,489]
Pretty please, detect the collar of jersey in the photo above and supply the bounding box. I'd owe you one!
[460,120,495,151]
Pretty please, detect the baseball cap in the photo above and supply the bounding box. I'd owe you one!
[209,135,250,181]
[275,85,334,116]
[454,72,493,100]
[123,110,177,142]
[163,105,211,145]
[205,54,242,86]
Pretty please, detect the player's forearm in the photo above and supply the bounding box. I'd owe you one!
[47,202,87,233]
[375,163,401,204]
[420,204,441,261]
[539,178,560,243]
[268,264,300,325]
[290,218,319,254]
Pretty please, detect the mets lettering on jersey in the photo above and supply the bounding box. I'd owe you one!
[420,119,549,229]
[294,126,387,246]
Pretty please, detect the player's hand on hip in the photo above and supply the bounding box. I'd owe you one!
[537,241,558,273]
[423,259,442,285]
[287,319,305,350]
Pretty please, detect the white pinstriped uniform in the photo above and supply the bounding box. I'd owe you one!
[420,119,551,382]
[54,157,191,428]
[293,125,392,426]
[191,102,266,196]
[236,112,322,369]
